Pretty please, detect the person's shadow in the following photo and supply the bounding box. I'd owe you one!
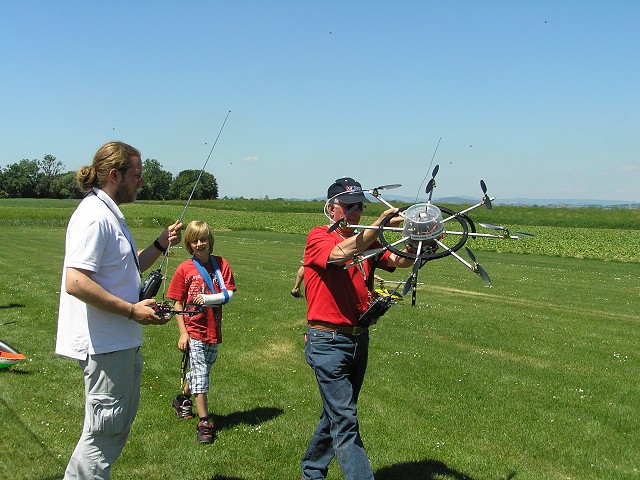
[376,459,517,480]
[201,459,515,480]
[375,459,471,480]
[210,406,284,432]
[201,407,284,480]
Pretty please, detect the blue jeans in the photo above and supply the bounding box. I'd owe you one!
[301,327,373,480]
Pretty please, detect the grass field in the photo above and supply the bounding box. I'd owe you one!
[0,199,638,479]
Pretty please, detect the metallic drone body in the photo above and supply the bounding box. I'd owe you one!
[327,165,533,306]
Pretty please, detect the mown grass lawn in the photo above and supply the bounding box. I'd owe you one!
[0,200,638,479]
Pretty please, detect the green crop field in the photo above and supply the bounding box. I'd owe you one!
[0,199,638,479]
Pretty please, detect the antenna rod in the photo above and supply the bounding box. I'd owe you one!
[178,110,231,223]
[159,110,231,269]
[415,136,442,203]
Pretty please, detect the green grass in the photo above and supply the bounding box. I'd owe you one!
[0,200,639,479]
[1,198,638,262]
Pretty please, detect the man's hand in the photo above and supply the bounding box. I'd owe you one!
[130,299,170,325]
[374,207,403,228]
[157,220,183,249]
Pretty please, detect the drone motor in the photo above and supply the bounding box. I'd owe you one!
[403,203,444,248]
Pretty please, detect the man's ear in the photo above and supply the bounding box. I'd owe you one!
[108,168,120,184]
[327,204,335,218]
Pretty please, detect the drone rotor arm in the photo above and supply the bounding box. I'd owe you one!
[434,239,473,270]
[444,199,491,221]
[357,234,411,263]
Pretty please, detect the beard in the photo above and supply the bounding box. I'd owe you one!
[114,182,137,205]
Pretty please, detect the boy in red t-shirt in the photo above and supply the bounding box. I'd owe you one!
[167,220,237,444]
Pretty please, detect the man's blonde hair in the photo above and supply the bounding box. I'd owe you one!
[76,141,141,192]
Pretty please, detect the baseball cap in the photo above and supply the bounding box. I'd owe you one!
[327,177,369,204]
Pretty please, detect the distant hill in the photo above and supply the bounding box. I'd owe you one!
[387,195,640,209]
[293,195,638,208]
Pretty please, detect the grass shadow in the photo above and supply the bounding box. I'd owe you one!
[0,396,67,479]
[207,476,245,480]
[0,304,25,310]
[0,367,30,375]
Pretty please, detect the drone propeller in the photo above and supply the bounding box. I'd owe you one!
[377,280,424,286]
[479,222,506,232]
[402,240,424,305]
[465,247,492,285]
[330,233,414,269]
[425,164,440,202]
[480,180,492,210]
[402,259,420,296]
[478,223,534,238]
[340,247,387,268]
[364,183,404,212]
[327,203,361,233]
[369,183,402,196]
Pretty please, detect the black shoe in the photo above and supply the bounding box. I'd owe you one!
[172,394,194,419]
[197,420,214,444]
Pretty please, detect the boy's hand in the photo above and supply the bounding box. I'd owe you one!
[178,332,190,351]
[193,295,205,305]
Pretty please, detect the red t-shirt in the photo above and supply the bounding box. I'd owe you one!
[304,226,394,326]
[166,256,236,344]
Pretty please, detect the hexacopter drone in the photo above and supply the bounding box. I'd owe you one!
[326,165,533,306]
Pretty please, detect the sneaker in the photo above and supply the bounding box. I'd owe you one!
[196,420,214,444]
[172,394,194,419]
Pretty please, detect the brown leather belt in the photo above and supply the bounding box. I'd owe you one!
[308,321,367,336]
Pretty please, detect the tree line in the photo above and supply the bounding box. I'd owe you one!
[0,155,218,200]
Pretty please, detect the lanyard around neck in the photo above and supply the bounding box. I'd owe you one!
[192,255,229,303]
[91,190,140,273]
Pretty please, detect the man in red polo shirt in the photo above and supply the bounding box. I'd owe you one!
[301,177,415,480]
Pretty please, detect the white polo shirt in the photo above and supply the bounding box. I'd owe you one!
[56,189,143,360]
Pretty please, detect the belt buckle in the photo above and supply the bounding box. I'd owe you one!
[351,326,362,336]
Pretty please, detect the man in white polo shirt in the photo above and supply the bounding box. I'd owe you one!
[56,141,182,479]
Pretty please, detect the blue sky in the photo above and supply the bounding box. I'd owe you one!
[1,1,638,202]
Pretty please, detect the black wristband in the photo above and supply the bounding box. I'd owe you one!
[153,239,165,252]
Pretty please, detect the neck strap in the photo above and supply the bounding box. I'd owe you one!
[192,255,229,303]
[91,190,140,273]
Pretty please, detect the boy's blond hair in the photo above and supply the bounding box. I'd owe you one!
[184,220,214,255]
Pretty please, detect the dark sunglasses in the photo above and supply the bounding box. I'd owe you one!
[339,201,366,212]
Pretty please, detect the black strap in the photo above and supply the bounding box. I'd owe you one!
[91,190,140,273]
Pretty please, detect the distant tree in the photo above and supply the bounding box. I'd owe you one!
[0,166,5,197]
[50,171,83,199]
[36,154,64,198]
[138,159,174,200]
[2,159,40,197]
[171,170,218,200]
